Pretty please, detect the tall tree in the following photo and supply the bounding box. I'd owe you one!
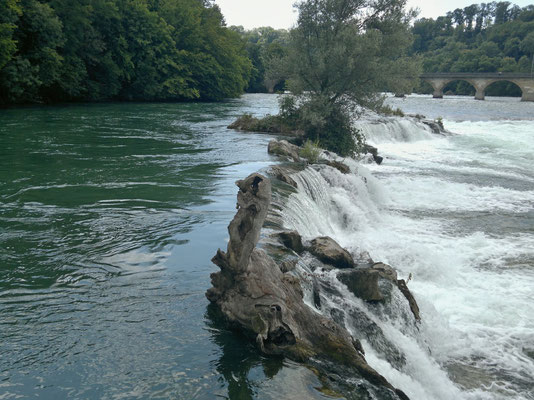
[275,0,419,155]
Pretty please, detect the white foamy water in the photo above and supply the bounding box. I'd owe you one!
[282,96,534,400]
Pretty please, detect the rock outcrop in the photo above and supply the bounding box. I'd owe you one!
[207,173,410,400]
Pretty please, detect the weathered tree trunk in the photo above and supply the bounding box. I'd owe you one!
[207,173,409,399]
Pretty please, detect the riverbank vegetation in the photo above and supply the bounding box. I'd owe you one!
[0,0,252,105]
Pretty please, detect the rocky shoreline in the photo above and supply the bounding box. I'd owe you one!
[206,118,447,399]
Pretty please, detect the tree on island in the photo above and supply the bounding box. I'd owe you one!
[266,0,419,156]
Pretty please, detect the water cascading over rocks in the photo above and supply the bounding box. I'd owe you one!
[206,173,410,400]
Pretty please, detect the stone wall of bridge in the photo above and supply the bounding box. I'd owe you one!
[420,73,534,102]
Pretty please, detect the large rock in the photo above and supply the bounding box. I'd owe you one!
[268,139,301,162]
[338,263,399,302]
[207,173,409,400]
[337,262,421,321]
[270,165,298,188]
[309,236,354,269]
[326,160,350,174]
[338,269,383,301]
[272,230,304,253]
[363,144,383,165]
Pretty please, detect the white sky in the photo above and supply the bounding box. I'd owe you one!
[214,0,534,30]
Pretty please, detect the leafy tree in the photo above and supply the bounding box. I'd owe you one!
[273,0,419,156]
[520,31,534,56]
[0,0,64,104]
[0,0,21,70]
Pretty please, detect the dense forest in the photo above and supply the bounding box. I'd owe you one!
[2,1,533,105]
[0,0,251,105]
[411,1,534,96]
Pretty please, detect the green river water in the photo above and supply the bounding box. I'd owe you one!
[0,95,328,399]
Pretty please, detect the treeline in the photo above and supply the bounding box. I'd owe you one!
[411,2,534,96]
[0,0,251,105]
[231,26,289,94]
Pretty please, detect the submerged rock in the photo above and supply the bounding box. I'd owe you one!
[207,173,410,400]
[337,261,421,321]
[309,236,354,269]
[268,139,301,162]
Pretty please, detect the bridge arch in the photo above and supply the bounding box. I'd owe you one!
[420,73,534,102]
[484,80,523,97]
[422,77,488,100]
[442,79,477,97]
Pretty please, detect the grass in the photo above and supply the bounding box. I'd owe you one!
[299,140,321,163]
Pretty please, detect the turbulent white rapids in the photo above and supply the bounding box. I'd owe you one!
[281,96,534,400]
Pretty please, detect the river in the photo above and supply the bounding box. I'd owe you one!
[0,94,533,399]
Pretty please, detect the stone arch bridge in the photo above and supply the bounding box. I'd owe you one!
[420,73,534,101]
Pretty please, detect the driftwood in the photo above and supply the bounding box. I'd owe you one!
[206,173,410,399]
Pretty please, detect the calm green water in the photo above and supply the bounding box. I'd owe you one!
[0,96,328,399]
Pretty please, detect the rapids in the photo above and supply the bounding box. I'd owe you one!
[280,95,534,400]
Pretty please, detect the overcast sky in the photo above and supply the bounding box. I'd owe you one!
[214,0,534,30]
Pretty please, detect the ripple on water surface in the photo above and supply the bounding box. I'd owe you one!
[0,97,332,399]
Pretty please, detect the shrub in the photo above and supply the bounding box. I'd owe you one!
[379,104,405,117]
[436,116,444,130]
[299,140,321,163]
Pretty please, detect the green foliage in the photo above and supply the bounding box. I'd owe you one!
[379,104,405,117]
[0,0,64,104]
[299,140,321,163]
[264,0,417,156]
[228,112,296,134]
[412,2,534,96]
[0,0,21,71]
[231,26,289,93]
[0,0,252,105]
[436,116,444,130]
